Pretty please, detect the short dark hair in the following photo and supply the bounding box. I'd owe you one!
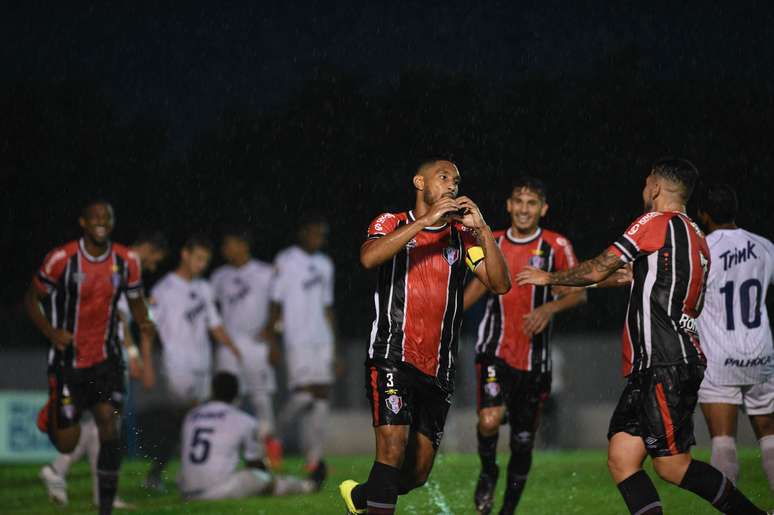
[298,213,328,230]
[134,230,169,253]
[651,158,699,201]
[512,176,547,201]
[81,198,113,218]
[182,235,213,253]
[416,156,456,175]
[211,372,239,403]
[222,226,254,248]
[697,183,738,224]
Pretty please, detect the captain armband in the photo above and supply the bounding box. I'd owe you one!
[465,246,485,272]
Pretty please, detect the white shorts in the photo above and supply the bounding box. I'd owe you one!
[186,469,272,500]
[699,374,774,416]
[216,335,277,394]
[285,342,333,389]
[163,364,211,405]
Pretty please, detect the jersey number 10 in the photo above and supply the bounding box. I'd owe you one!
[719,279,763,330]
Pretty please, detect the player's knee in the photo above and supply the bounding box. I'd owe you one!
[652,458,689,485]
[509,430,534,454]
[479,410,503,434]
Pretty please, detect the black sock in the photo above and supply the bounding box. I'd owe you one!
[679,460,765,515]
[365,461,400,514]
[97,438,122,515]
[478,430,499,475]
[617,470,663,514]
[500,450,532,514]
[351,482,368,511]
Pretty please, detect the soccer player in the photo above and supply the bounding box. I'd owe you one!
[265,215,336,481]
[25,200,155,515]
[464,176,587,514]
[517,159,769,514]
[178,372,317,500]
[143,236,242,490]
[339,158,511,515]
[211,227,282,466]
[38,230,168,508]
[695,184,774,491]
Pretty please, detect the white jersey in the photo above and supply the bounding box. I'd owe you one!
[151,272,222,371]
[178,400,262,495]
[270,245,334,347]
[211,259,274,339]
[697,228,774,385]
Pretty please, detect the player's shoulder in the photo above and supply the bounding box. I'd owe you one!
[210,264,231,281]
[490,228,506,239]
[250,258,273,272]
[541,228,573,248]
[624,210,673,236]
[46,240,79,259]
[372,211,409,223]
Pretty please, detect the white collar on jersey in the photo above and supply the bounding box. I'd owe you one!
[506,227,542,244]
[408,210,448,231]
[78,238,112,263]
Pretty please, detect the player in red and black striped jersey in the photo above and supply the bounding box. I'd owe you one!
[464,177,587,515]
[339,158,511,515]
[518,159,767,515]
[24,200,155,515]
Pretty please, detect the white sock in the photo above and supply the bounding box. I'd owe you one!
[759,434,774,493]
[277,391,314,437]
[301,399,329,466]
[50,418,97,477]
[711,435,739,484]
[249,392,276,439]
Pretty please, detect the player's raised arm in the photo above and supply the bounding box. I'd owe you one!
[455,196,511,294]
[517,249,624,287]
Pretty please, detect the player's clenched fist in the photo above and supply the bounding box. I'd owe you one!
[419,197,460,226]
[49,329,73,350]
[452,196,487,229]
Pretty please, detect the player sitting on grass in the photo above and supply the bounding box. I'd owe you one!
[178,372,318,501]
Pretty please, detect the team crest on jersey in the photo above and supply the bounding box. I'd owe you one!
[406,238,417,250]
[385,394,403,414]
[528,255,545,268]
[443,246,460,266]
[71,272,86,284]
[484,382,500,397]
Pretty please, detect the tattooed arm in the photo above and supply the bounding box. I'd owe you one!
[516,250,625,287]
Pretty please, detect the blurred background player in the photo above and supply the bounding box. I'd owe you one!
[178,372,317,500]
[340,158,511,515]
[211,227,282,467]
[464,177,586,515]
[518,159,768,514]
[695,183,774,491]
[25,200,155,515]
[265,215,335,482]
[38,230,168,509]
[143,236,241,490]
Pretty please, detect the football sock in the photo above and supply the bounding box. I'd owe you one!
[302,399,329,466]
[351,482,368,511]
[366,461,400,514]
[477,429,499,475]
[617,470,663,514]
[759,435,774,493]
[278,391,314,436]
[500,449,532,513]
[711,435,739,483]
[679,459,765,514]
[96,438,122,515]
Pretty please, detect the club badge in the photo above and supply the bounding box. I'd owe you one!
[484,382,500,397]
[443,246,460,266]
[385,394,404,415]
[528,255,545,268]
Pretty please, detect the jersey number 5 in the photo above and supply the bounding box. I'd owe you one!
[189,427,214,464]
[719,279,763,330]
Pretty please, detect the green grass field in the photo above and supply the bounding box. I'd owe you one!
[2,449,772,514]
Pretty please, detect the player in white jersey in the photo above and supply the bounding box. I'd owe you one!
[211,227,282,466]
[143,236,242,490]
[266,216,336,483]
[39,231,168,508]
[696,184,774,492]
[179,372,318,500]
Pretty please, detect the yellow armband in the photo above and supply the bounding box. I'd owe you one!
[465,246,485,272]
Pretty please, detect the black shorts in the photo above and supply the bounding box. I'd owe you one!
[47,359,125,432]
[476,357,550,435]
[364,362,452,449]
[608,364,704,457]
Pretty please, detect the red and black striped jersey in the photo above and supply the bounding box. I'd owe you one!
[609,211,710,376]
[34,239,143,370]
[365,211,478,392]
[475,227,577,372]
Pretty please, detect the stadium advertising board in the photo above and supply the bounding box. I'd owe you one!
[0,391,56,462]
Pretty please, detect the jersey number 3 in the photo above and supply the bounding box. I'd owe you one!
[189,427,214,464]
[719,279,763,330]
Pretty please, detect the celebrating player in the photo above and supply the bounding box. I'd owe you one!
[517,159,769,514]
[25,200,155,515]
[265,215,336,482]
[143,236,241,491]
[178,372,317,500]
[339,158,511,515]
[464,177,586,514]
[211,227,282,467]
[695,184,774,491]
[38,230,168,508]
